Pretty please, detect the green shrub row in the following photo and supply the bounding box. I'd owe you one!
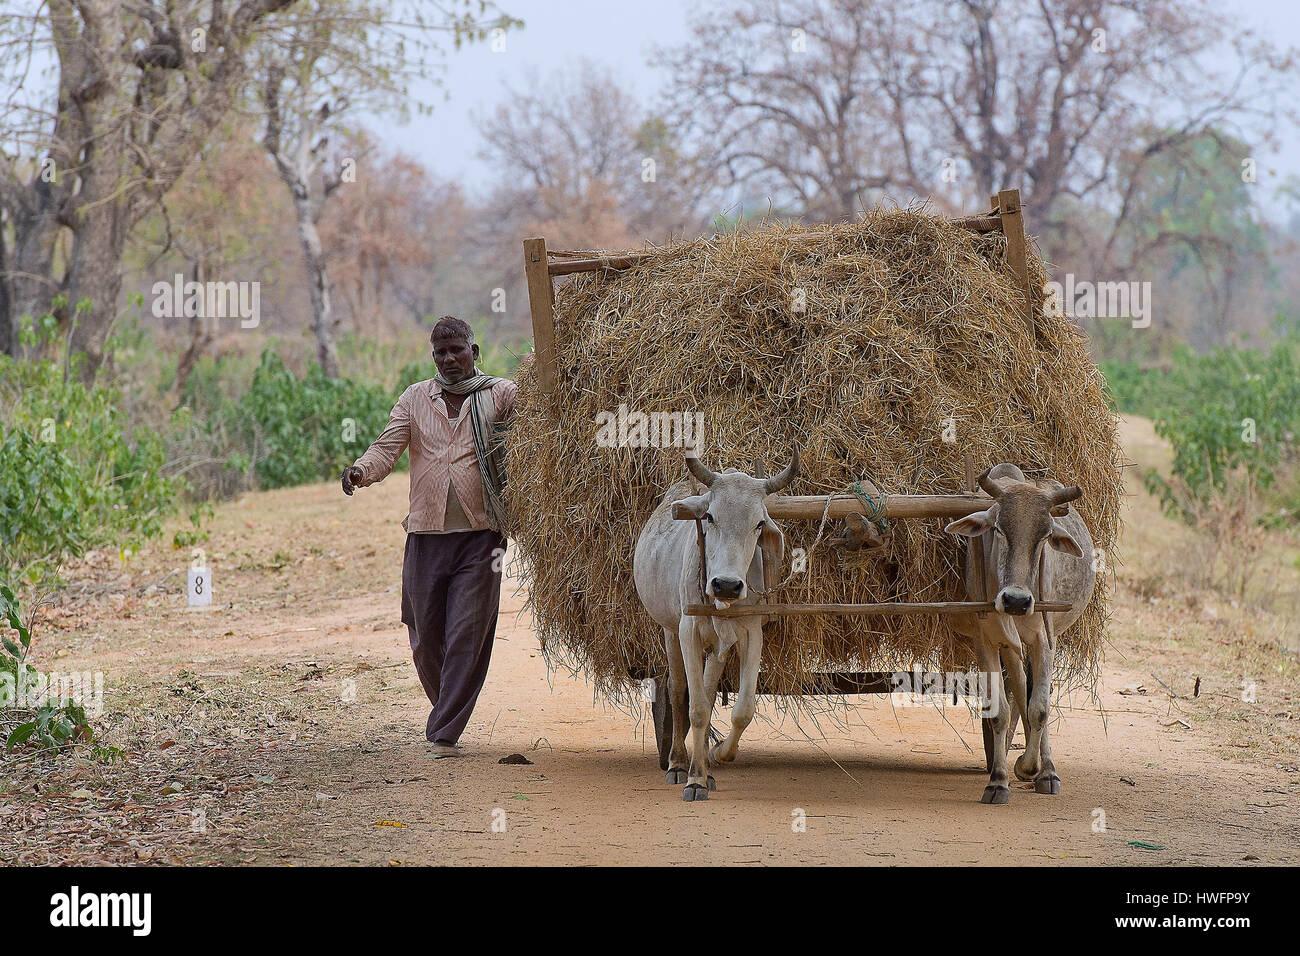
[1102,342,1300,524]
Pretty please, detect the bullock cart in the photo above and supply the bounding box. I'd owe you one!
[514,188,1116,774]
[632,470,1071,773]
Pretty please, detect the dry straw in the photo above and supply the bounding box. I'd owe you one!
[505,206,1123,705]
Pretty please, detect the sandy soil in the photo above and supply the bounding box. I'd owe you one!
[2,419,1297,865]
[238,586,1299,866]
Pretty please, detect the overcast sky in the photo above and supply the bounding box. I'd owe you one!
[385,0,1300,223]
[396,0,691,192]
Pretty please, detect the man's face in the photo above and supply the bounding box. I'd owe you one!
[432,333,478,383]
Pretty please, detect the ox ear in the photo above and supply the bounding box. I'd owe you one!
[758,520,785,592]
[1048,519,1084,557]
[944,504,998,538]
[677,494,708,519]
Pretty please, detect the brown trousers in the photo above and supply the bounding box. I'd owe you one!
[400,530,505,744]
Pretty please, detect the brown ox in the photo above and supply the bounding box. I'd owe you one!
[945,463,1096,804]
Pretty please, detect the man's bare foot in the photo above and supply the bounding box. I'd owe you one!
[428,740,461,758]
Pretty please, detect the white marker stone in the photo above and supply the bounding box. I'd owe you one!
[187,566,212,607]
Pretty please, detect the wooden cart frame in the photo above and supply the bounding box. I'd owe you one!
[521,188,1054,771]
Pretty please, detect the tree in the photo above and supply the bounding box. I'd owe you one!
[126,120,292,400]
[256,0,519,377]
[0,0,300,379]
[481,60,705,247]
[1088,129,1271,351]
[657,0,1296,268]
[656,0,901,221]
[475,61,709,336]
[318,137,456,334]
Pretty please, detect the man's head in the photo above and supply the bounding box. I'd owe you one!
[430,316,478,383]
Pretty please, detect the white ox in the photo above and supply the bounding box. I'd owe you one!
[945,463,1097,804]
[633,452,798,801]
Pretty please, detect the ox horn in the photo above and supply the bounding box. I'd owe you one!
[686,454,718,488]
[764,448,800,494]
[1049,484,1082,512]
[977,467,1005,500]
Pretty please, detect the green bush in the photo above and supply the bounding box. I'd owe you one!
[2,331,525,583]
[0,354,179,588]
[1106,343,1300,524]
[238,351,400,489]
[1098,358,1154,414]
[1,585,92,753]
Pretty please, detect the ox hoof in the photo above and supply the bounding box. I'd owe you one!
[665,768,687,785]
[707,774,716,791]
[980,785,1011,805]
[682,783,710,802]
[1014,753,1038,781]
[709,747,735,766]
[1034,774,1061,795]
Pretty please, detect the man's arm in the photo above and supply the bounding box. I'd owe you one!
[342,390,412,496]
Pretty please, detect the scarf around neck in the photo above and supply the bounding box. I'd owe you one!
[435,368,496,395]
[434,367,510,533]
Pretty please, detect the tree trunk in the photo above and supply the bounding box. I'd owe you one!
[266,142,340,377]
[4,179,67,355]
[64,169,130,385]
[43,0,126,382]
[171,258,213,408]
[291,180,340,378]
[0,219,11,356]
[260,54,348,378]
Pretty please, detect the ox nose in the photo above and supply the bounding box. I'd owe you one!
[997,588,1034,616]
[709,576,746,601]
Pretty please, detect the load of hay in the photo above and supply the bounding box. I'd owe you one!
[504,205,1123,703]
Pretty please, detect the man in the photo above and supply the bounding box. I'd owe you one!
[341,316,516,756]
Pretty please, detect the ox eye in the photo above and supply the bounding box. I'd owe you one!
[704,513,715,523]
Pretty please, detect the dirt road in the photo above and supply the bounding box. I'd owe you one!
[238,583,1298,866]
[4,432,1297,865]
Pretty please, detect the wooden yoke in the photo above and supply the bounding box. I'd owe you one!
[671,493,990,521]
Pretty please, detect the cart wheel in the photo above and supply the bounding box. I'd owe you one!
[651,674,672,771]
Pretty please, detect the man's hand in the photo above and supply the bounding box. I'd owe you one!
[341,465,365,496]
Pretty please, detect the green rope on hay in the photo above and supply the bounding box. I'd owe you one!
[851,481,889,531]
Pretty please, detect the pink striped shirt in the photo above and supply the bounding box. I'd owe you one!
[353,378,517,533]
